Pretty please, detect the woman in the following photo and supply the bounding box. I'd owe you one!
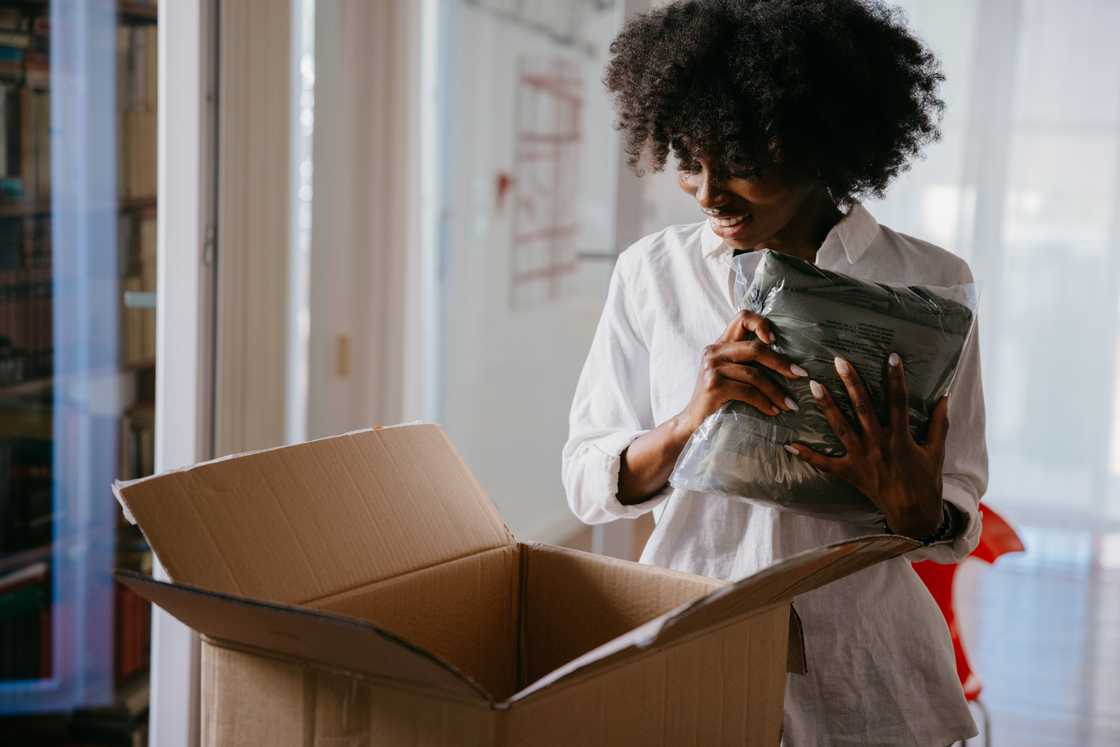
[562,1,987,744]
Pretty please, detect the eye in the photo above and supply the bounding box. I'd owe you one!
[728,164,757,181]
[678,159,701,175]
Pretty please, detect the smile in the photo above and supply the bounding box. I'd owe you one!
[707,212,752,230]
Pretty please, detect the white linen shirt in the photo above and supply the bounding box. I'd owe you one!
[562,203,986,746]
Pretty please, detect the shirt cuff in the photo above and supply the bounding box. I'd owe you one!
[588,429,671,521]
[906,477,982,564]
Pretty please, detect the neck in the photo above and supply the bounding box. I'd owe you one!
[761,189,843,262]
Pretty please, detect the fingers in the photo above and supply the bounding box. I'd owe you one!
[700,343,799,416]
[923,394,951,455]
[783,442,846,475]
[708,340,807,380]
[808,378,860,454]
[720,379,783,417]
[833,357,881,439]
[703,311,812,418]
[719,310,776,345]
[714,364,799,413]
[886,352,910,436]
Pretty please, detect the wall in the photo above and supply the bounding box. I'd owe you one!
[438,2,625,541]
[305,0,420,439]
[300,0,706,545]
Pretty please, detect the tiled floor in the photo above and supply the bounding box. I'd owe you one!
[955,527,1120,747]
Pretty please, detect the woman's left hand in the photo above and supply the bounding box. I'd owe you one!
[784,353,948,539]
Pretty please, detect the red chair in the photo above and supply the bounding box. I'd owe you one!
[912,504,1025,747]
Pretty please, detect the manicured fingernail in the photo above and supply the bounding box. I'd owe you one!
[784,397,799,412]
[790,364,808,378]
[784,444,800,455]
[834,357,851,376]
[888,352,901,367]
[810,380,825,399]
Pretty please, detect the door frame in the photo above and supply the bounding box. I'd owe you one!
[151,0,218,744]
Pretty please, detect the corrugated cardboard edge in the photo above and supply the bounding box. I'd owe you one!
[505,533,918,704]
[649,534,920,646]
[115,569,494,704]
[112,421,478,525]
[111,425,404,526]
[500,602,787,707]
[112,422,516,603]
[196,635,495,710]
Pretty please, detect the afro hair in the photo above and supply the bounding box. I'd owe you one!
[604,0,944,203]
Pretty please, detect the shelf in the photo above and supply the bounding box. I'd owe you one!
[0,542,51,577]
[0,196,155,219]
[124,400,154,429]
[0,375,52,399]
[119,1,158,24]
[123,290,156,309]
[0,400,50,439]
[0,0,156,25]
[0,359,154,400]
[121,197,157,213]
[123,358,155,373]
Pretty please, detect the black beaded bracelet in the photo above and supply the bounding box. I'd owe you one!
[915,503,957,546]
[884,503,958,546]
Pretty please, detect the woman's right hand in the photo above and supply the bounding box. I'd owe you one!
[675,310,808,435]
[621,310,808,505]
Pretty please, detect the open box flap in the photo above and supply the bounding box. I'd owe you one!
[117,570,493,704]
[114,424,514,605]
[646,533,920,646]
[508,534,917,704]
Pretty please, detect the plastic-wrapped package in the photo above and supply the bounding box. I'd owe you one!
[669,249,977,525]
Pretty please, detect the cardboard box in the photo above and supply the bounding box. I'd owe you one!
[114,423,918,746]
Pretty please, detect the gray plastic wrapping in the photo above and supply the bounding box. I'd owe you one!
[669,249,977,525]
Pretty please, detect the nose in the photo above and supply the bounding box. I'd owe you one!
[694,168,727,209]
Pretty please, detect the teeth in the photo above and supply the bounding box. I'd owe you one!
[710,214,747,228]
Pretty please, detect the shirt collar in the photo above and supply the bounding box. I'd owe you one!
[700,201,880,264]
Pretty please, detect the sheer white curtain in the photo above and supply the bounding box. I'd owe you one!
[866,0,1120,534]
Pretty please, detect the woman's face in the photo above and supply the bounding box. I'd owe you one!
[677,158,817,251]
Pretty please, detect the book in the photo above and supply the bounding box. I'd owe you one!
[137,210,155,360]
[23,51,47,91]
[0,559,46,591]
[31,89,46,199]
[0,45,24,84]
[18,86,32,199]
[69,672,150,746]
[0,438,51,552]
[0,32,30,50]
[118,26,157,200]
[3,83,18,184]
[0,578,47,679]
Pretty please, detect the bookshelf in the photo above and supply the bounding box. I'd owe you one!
[0,0,158,742]
[0,196,155,219]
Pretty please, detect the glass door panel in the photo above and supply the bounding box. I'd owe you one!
[0,0,156,728]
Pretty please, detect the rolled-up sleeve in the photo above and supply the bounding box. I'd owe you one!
[562,253,669,524]
[908,312,988,563]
